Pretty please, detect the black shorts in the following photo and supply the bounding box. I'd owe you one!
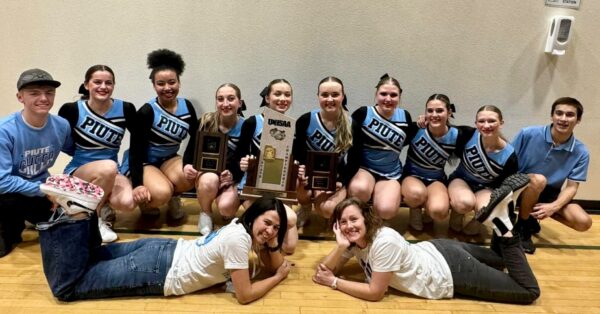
[122,154,179,178]
[538,186,560,203]
[402,174,447,187]
[143,154,179,169]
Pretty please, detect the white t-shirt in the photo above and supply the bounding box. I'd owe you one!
[343,227,454,299]
[163,219,251,295]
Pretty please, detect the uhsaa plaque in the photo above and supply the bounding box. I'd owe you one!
[242,107,297,202]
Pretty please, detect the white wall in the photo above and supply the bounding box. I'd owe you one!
[1,0,598,199]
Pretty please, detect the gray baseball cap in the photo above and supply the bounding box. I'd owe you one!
[17,68,61,90]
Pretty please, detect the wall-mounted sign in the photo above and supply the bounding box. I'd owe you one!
[545,0,580,10]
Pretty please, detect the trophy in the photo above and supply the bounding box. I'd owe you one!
[242,108,298,203]
[306,151,338,191]
[193,131,228,174]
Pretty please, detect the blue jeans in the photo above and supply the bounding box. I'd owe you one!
[430,236,540,304]
[39,215,176,301]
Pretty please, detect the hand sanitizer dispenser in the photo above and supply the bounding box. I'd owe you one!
[545,16,574,55]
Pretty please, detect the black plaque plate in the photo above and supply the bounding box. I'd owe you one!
[306,151,338,191]
[193,131,228,174]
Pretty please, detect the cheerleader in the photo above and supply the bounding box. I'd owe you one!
[346,74,413,220]
[447,105,518,235]
[293,76,352,223]
[58,65,136,242]
[401,94,468,230]
[182,83,246,235]
[234,79,298,254]
[127,49,197,219]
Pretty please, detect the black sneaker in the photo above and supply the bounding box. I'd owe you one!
[490,232,502,257]
[514,219,536,254]
[500,173,530,211]
[526,216,541,235]
[500,173,530,196]
[0,239,14,258]
[520,229,537,254]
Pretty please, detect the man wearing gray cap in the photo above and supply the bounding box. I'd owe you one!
[0,68,74,257]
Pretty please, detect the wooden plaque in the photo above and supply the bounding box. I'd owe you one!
[306,151,338,191]
[194,131,228,174]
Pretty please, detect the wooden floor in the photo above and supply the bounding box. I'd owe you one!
[2,200,600,313]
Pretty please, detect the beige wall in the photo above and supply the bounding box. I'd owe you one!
[1,0,598,200]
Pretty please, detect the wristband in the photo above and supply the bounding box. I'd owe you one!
[266,245,279,252]
[331,277,338,290]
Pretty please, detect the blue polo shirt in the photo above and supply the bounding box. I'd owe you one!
[512,124,589,190]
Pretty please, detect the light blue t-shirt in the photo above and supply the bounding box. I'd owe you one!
[512,124,589,190]
[0,112,73,196]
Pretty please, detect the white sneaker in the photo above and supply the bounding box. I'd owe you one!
[40,174,104,215]
[462,218,482,235]
[167,197,185,220]
[98,217,118,243]
[409,208,424,231]
[449,211,464,232]
[198,211,213,235]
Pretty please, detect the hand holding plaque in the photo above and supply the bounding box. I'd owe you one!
[305,151,339,192]
[193,131,228,174]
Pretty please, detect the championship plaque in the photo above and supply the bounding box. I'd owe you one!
[242,108,297,202]
[193,131,228,174]
[306,151,338,191]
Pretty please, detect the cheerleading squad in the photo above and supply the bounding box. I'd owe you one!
[0,48,590,305]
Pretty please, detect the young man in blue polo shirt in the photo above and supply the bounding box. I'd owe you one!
[512,97,591,254]
[0,69,73,257]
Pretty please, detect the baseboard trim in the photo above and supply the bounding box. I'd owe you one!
[575,199,600,213]
[181,192,600,213]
